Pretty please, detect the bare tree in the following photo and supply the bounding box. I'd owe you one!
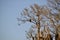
[47,0,60,40]
[17,3,60,40]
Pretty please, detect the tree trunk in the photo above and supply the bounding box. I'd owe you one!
[37,15,40,40]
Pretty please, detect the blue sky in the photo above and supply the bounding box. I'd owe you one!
[0,0,47,40]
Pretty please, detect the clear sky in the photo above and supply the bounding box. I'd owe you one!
[0,0,47,40]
